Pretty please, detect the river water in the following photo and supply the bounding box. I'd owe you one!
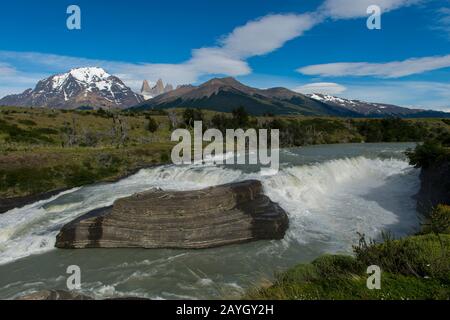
[0,143,421,299]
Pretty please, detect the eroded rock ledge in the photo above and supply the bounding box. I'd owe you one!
[416,160,450,215]
[55,180,289,249]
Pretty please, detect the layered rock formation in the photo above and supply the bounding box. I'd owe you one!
[55,180,289,249]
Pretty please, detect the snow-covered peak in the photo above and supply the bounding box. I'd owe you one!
[69,67,111,82]
[51,67,113,90]
[308,93,355,106]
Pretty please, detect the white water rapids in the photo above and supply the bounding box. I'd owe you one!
[0,143,421,299]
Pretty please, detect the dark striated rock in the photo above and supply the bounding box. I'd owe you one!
[16,290,93,300]
[55,180,289,249]
[416,160,450,215]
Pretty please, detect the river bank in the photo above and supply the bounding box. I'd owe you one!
[245,141,450,300]
[0,161,166,214]
[0,143,423,299]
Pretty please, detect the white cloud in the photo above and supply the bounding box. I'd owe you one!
[433,5,450,38]
[293,82,347,94]
[0,63,17,76]
[0,0,425,97]
[0,59,50,96]
[297,54,450,78]
[319,0,422,19]
[0,13,318,95]
[220,13,319,58]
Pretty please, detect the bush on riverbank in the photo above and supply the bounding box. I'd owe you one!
[245,232,450,300]
[406,140,450,168]
[245,199,450,300]
[421,205,450,235]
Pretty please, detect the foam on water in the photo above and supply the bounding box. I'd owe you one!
[262,157,420,251]
[0,155,420,266]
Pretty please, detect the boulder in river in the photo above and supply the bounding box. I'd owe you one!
[55,180,289,249]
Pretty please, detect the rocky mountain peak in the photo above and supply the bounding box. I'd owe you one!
[0,67,143,109]
[155,79,164,92]
[140,78,174,100]
[140,80,152,93]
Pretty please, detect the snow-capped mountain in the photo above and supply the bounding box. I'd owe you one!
[0,67,143,109]
[306,93,433,117]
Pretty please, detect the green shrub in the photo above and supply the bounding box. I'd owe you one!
[245,254,449,300]
[160,152,170,163]
[354,233,449,282]
[146,116,159,133]
[183,108,204,128]
[406,140,450,168]
[422,204,450,235]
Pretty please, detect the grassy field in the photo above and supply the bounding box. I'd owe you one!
[1,106,450,199]
[0,107,176,198]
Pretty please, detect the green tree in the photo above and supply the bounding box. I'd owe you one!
[182,108,204,128]
[146,116,158,133]
[232,106,250,127]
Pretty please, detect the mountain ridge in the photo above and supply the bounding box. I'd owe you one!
[132,77,450,118]
[132,77,361,116]
[1,70,448,118]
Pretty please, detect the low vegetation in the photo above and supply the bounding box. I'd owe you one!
[406,138,450,168]
[1,106,449,198]
[245,222,450,300]
[0,107,174,198]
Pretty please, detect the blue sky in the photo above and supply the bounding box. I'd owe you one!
[0,0,450,111]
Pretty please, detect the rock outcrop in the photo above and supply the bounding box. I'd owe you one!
[55,180,289,249]
[140,78,174,100]
[416,160,450,215]
[140,80,152,93]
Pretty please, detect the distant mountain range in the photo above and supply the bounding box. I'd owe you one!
[0,67,143,109]
[1,67,448,118]
[133,77,450,118]
[305,93,447,118]
[132,77,360,116]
